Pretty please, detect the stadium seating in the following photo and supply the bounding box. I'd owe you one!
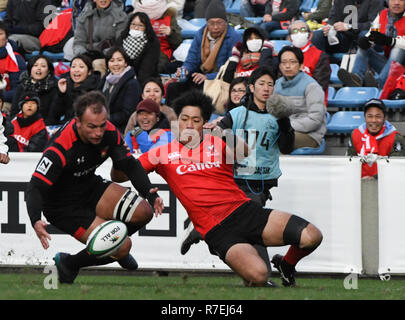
[25,51,65,62]
[381,99,405,110]
[328,87,380,109]
[271,40,291,54]
[290,139,326,155]
[328,86,336,102]
[299,0,315,13]
[329,64,342,84]
[326,111,364,134]
[269,29,289,39]
[226,0,241,14]
[180,18,205,38]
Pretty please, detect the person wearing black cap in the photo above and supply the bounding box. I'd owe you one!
[165,0,241,106]
[6,92,49,152]
[124,98,174,154]
[347,98,405,178]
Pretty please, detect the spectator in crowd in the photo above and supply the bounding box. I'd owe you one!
[302,0,332,24]
[0,109,9,164]
[99,46,141,134]
[225,77,248,113]
[311,0,384,55]
[133,0,183,74]
[240,0,268,18]
[71,0,128,60]
[223,26,276,84]
[124,98,174,154]
[124,77,177,136]
[180,67,295,284]
[6,92,49,152]
[48,54,101,125]
[0,0,7,14]
[165,0,241,106]
[118,12,161,85]
[0,90,9,164]
[166,0,186,19]
[0,21,26,110]
[3,0,52,54]
[287,21,331,104]
[257,0,300,38]
[10,55,57,124]
[275,46,326,149]
[338,0,405,89]
[347,99,405,178]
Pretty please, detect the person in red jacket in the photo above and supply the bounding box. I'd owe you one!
[6,92,49,152]
[347,99,405,178]
[338,0,405,88]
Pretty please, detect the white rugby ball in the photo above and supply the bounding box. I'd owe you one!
[86,220,128,258]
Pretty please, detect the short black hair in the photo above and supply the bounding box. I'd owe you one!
[105,46,131,66]
[27,54,54,76]
[278,46,304,65]
[74,91,108,120]
[172,90,214,122]
[248,66,275,86]
[71,54,94,72]
[0,21,9,37]
[142,77,165,95]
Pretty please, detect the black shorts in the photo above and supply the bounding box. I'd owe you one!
[204,200,272,262]
[43,175,113,240]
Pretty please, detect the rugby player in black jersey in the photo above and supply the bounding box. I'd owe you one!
[26,91,164,284]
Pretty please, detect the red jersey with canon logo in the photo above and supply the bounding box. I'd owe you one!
[139,134,249,238]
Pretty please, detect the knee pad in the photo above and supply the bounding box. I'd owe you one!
[283,215,309,247]
[113,189,143,223]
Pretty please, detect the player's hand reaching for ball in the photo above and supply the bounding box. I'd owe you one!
[149,187,164,217]
[34,220,52,249]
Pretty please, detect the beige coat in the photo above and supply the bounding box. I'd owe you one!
[0,0,7,12]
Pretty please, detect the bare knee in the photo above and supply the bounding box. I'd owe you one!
[243,265,268,286]
[300,224,323,249]
[113,237,132,259]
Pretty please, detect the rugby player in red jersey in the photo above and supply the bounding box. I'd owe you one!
[26,91,164,284]
[112,90,322,287]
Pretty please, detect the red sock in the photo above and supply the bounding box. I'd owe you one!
[283,245,315,266]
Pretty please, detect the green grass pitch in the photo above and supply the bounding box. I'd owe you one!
[1,271,405,300]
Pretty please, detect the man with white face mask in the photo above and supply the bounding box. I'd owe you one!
[287,21,331,105]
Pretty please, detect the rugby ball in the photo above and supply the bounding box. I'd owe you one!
[86,220,128,258]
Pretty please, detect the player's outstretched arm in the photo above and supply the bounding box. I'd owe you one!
[26,182,51,249]
[114,156,163,210]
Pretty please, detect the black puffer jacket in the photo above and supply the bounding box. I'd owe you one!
[47,71,101,125]
[4,0,53,37]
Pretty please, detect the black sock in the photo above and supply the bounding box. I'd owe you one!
[65,249,115,270]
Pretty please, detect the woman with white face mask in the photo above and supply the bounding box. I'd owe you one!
[223,27,277,84]
[118,12,161,85]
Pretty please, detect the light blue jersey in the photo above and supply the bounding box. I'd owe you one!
[229,106,282,181]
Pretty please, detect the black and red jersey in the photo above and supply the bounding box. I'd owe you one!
[30,119,131,207]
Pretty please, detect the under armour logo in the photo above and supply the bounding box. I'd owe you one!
[77,156,85,164]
